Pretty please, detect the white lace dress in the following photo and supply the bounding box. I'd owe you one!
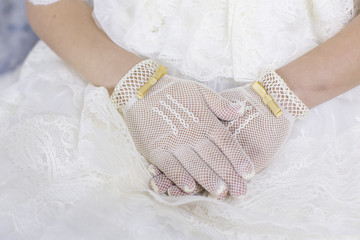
[1,0,360,239]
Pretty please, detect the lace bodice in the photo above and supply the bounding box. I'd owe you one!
[93,0,360,91]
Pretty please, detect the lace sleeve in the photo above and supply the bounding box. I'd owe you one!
[27,0,60,4]
[27,0,92,6]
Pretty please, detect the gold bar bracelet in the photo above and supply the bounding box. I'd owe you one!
[251,81,283,117]
[136,65,167,99]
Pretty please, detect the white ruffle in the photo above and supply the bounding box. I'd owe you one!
[2,39,360,240]
[27,0,91,6]
[27,0,61,4]
[93,0,360,87]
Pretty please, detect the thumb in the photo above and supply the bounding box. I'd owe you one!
[196,84,246,121]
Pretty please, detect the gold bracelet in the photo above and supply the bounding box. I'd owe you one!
[251,81,283,117]
[136,65,167,99]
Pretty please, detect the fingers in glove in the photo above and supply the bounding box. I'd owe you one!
[150,171,232,200]
[150,174,174,194]
[197,84,247,121]
[194,138,248,197]
[167,184,203,197]
[148,164,163,177]
[168,185,228,200]
[150,151,197,193]
[210,125,255,180]
[173,146,228,197]
[148,172,204,197]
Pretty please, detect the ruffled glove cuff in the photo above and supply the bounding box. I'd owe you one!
[110,59,161,113]
[258,70,310,119]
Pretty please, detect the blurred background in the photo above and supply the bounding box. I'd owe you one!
[0,0,38,76]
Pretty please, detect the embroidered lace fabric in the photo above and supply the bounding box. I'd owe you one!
[93,0,360,87]
[1,0,360,239]
[27,0,60,4]
[27,0,92,6]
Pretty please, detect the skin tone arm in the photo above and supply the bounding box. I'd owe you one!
[276,14,360,108]
[26,0,360,107]
[26,0,142,95]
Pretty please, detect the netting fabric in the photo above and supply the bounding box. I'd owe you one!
[150,70,310,197]
[110,59,255,198]
[221,70,309,173]
[260,71,310,119]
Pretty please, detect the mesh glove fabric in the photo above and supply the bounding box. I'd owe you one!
[110,59,255,197]
[220,71,309,172]
[150,70,310,198]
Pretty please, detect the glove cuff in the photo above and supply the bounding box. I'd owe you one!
[259,70,310,119]
[110,59,160,113]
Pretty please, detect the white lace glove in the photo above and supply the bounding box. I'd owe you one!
[110,59,254,198]
[149,70,309,198]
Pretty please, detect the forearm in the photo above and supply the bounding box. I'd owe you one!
[26,0,142,94]
[276,14,360,108]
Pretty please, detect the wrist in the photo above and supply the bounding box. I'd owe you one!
[110,59,160,112]
[98,46,143,95]
[275,65,316,109]
[258,70,310,119]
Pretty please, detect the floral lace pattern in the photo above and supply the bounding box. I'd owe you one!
[1,1,360,239]
[93,0,360,89]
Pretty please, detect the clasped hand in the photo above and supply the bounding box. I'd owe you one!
[111,60,309,199]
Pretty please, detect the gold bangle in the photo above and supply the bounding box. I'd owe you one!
[251,81,283,117]
[136,65,167,99]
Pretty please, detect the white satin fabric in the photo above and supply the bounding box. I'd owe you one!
[1,0,360,239]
